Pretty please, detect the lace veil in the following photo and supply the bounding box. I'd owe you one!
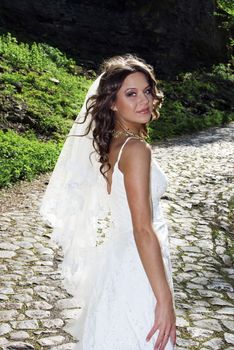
[39,74,111,321]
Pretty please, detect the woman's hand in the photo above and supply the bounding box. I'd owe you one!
[146,298,176,350]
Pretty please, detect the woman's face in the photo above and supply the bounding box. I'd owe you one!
[112,71,154,131]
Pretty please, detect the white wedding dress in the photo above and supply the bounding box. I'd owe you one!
[68,136,175,350]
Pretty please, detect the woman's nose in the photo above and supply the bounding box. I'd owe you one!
[138,92,149,104]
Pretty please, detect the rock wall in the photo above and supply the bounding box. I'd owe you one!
[0,0,227,78]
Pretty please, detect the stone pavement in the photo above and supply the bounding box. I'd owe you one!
[0,123,233,350]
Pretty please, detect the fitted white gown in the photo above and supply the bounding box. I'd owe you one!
[70,137,175,350]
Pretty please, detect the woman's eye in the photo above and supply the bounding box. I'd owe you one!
[145,88,152,95]
[126,89,152,97]
[126,92,136,97]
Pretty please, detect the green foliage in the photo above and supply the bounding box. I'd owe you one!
[0,33,93,141]
[0,33,94,187]
[0,130,62,188]
[216,0,234,55]
[0,32,76,71]
[217,0,234,17]
[148,65,234,141]
[211,62,233,79]
[0,32,233,187]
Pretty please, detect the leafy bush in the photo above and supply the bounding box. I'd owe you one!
[216,0,234,58]
[0,130,62,188]
[0,33,75,72]
[0,33,93,141]
[148,65,234,141]
[212,63,233,80]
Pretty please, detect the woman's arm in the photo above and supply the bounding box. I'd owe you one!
[119,138,176,349]
[120,139,171,300]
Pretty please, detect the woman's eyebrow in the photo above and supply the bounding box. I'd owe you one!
[124,85,150,92]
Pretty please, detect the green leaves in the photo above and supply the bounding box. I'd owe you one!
[0,33,75,72]
[0,33,95,188]
[217,0,234,16]
[148,65,234,141]
[0,33,92,141]
[0,130,62,188]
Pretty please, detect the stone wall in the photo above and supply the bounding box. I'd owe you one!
[0,0,227,78]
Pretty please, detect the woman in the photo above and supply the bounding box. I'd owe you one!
[39,54,176,350]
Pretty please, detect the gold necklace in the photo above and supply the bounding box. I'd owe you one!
[112,129,145,141]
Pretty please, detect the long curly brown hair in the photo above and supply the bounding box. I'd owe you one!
[77,54,164,181]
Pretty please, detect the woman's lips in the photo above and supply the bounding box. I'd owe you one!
[137,108,150,114]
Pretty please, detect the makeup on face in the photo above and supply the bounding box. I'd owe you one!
[112,72,154,131]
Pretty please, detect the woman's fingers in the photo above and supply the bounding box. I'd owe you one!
[146,323,159,342]
[153,327,167,350]
[146,302,176,348]
[155,325,176,350]
[170,323,177,345]
[157,328,171,350]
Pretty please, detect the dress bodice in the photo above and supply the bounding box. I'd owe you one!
[108,137,169,246]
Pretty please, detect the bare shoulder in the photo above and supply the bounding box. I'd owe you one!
[119,138,152,172]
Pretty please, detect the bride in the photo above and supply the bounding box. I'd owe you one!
[39,54,176,350]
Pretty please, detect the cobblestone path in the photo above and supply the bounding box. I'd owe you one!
[0,123,233,350]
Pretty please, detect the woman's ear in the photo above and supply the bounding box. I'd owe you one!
[111,104,118,112]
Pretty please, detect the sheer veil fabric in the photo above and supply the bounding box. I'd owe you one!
[39,74,112,338]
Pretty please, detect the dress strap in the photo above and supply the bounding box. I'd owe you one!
[116,137,136,165]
